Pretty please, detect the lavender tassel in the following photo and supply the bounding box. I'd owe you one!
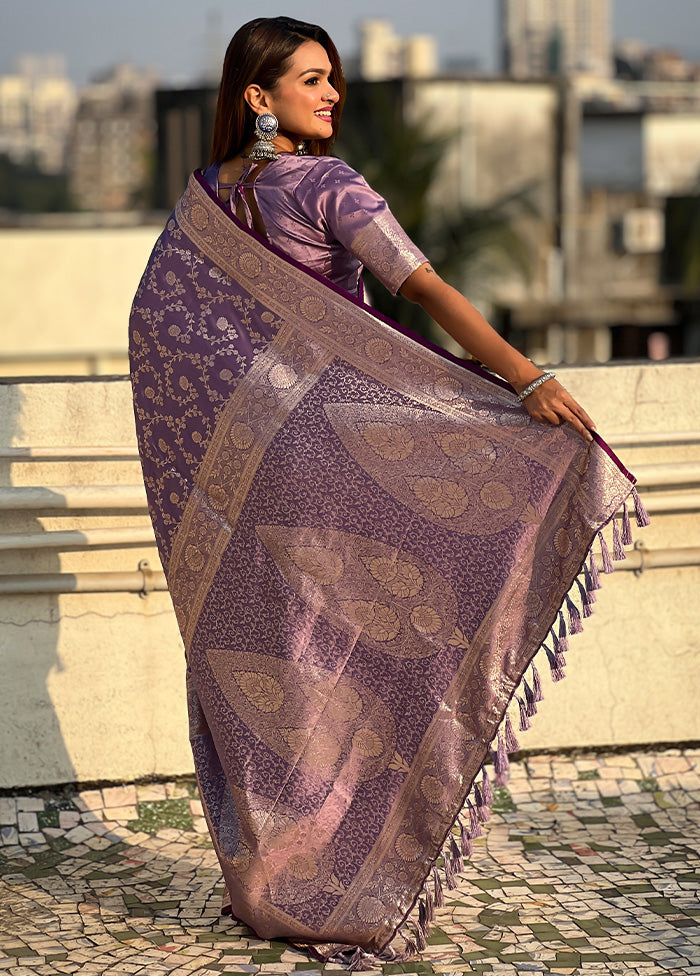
[433,866,444,908]
[565,593,583,634]
[494,732,509,776]
[468,799,483,838]
[531,662,544,701]
[474,783,490,821]
[622,499,633,545]
[418,898,431,938]
[598,529,614,574]
[460,820,472,856]
[588,551,601,590]
[545,645,565,682]
[443,855,457,889]
[558,612,570,653]
[631,486,650,527]
[582,563,597,603]
[450,835,464,874]
[505,712,520,753]
[481,767,494,806]
[575,578,593,617]
[612,516,625,561]
[424,881,434,922]
[403,935,418,957]
[517,695,531,731]
[415,922,427,952]
[522,679,536,717]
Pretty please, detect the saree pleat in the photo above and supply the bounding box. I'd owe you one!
[129,171,638,955]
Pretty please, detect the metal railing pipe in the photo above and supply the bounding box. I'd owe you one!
[0,526,156,551]
[0,485,147,510]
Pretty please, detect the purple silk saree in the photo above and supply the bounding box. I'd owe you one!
[130,170,643,958]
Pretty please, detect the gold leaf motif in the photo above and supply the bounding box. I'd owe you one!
[279,727,310,753]
[436,431,496,474]
[287,853,319,881]
[409,604,443,635]
[521,502,542,525]
[421,774,445,804]
[359,423,414,461]
[409,477,469,518]
[433,375,462,400]
[364,555,424,598]
[364,337,393,363]
[208,484,228,511]
[300,296,327,322]
[366,603,401,642]
[304,734,342,768]
[230,422,254,450]
[325,685,363,723]
[352,728,384,758]
[340,600,400,642]
[395,833,423,861]
[238,252,262,277]
[190,203,209,230]
[184,545,205,573]
[268,364,298,389]
[388,751,410,773]
[322,873,347,895]
[287,546,344,585]
[447,626,470,649]
[357,895,387,923]
[233,671,284,713]
[480,481,514,511]
[554,528,572,556]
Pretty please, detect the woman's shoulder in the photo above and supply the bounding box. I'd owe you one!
[286,154,364,187]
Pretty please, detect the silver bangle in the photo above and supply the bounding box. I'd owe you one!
[517,371,556,402]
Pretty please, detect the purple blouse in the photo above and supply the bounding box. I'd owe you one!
[202,155,427,296]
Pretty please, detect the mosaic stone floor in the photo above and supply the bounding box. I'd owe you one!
[1,749,699,976]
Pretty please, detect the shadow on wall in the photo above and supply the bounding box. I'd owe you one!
[0,384,77,789]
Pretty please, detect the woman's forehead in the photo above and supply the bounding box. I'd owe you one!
[284,40,331,74]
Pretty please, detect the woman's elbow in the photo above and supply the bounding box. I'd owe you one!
[398,263,444,304]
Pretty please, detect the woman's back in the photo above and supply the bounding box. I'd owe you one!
[202,154,425,296]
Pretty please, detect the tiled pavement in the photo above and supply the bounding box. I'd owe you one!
[1,749,699,976]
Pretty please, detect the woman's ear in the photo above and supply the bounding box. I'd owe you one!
[244,84,271,114]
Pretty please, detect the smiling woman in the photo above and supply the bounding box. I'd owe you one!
[129,13,643,968]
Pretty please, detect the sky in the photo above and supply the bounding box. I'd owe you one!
[1,0,699,86]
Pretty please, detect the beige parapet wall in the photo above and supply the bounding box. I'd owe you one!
[0,224,161,376]
[0,365,698,789]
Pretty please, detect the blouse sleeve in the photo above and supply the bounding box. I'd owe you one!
[295,159,428,295]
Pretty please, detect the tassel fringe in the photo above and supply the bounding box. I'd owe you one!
[398,487,648,959]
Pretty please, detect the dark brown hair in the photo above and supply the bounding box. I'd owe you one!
[209,16,346,162]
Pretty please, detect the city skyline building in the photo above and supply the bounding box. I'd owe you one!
[0,55,77,173]
[501,0,612,78]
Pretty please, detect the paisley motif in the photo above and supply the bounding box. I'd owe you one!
[324,402,531,535]
[206,649,396,782]
[256,524,460,660]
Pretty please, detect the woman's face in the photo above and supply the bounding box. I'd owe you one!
[246,40,340,151]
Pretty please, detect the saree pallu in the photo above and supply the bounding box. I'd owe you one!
[130,171,641,957]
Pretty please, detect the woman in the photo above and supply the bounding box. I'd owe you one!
[130,16,644,964]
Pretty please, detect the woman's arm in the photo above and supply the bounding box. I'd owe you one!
[400,263,594,441]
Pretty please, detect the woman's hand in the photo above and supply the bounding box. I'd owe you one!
[400,264,596,442]
[515,376,595,442]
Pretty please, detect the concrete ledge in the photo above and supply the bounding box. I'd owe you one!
[0,364,698,788]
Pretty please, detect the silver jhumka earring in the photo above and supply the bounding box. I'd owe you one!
[249,113,278,160]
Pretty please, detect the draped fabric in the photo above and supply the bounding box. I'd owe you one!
[129,170,637,956]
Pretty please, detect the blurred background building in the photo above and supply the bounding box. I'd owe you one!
[501,0,612,78]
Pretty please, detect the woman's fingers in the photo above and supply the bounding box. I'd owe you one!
[523,381,595,441]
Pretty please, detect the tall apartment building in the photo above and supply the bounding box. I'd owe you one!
[0,55,77,173]
[68,64,157,211]
[501,0,611,78]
